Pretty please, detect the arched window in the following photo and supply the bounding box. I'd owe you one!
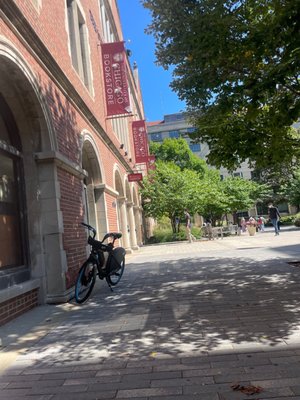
[0,95,26,269]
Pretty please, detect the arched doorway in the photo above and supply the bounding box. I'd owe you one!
[82,137,107,240]
[0,95,27,272]
[0,40,65,309]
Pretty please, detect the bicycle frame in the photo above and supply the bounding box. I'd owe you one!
[74,222,126,303]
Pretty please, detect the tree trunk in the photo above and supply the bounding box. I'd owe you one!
[170,216,176,234]
[232,211,238,225]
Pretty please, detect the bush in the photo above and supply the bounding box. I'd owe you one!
[147,225,202,244]
[280,215,296,225]
[294,218,300,227]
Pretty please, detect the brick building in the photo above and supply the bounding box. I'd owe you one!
[0,0,146,325]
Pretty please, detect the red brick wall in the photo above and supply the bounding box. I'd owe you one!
[12,0,128,142]
[0,289,39,326]
[57,168,87,290]
[0,1,143,316]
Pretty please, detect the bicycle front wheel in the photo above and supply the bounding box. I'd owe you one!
[75,261,96,303]
[106,258,125,286]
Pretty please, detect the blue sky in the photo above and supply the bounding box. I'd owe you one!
[118,0,186,122]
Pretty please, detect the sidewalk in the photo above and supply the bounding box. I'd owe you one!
[1,228,300,399]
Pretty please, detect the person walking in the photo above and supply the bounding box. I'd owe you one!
[268,203,281,235]
[257,216,266,232]
[240,217,247,233]
[184,209,196,242]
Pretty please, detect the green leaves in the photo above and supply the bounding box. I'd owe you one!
[150,138,207,175]
[141,139,268,226]
[143,0,300,169]
[141,161,201,220]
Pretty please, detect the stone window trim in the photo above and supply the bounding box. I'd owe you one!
[0,278,40,303]
[34,150,87,180]
[98,0,120,44]
[94,183,118,197]
[31,0,42,13]
[66,0,94,96]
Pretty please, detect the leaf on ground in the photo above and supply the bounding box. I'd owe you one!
[231,382,263,395]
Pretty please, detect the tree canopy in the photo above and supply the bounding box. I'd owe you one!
[150,137,207,175]
[280,168,300,209]
[142,139,269,229]
[141,160,203,231]
[143,0,300,169]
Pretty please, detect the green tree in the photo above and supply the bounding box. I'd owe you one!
[143,0,300,169]
[150,137,207,175]
[251,163,295,204]
[195,169,229,224]
[280,169,300,210]
[141,157,269,230]
[221,177,270,223]
[197,173,269,224]
[141,161,202,232]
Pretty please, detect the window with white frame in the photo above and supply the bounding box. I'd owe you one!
[99,0,115,42]
[67,0,93,92]
[112,117,130,156]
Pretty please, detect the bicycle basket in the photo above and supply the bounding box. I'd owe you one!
[106,247,125,274]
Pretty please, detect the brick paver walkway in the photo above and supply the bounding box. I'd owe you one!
[1,227,300,399]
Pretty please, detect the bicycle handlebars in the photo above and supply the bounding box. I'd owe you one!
[81,222,122,244]
[81,222,96,238]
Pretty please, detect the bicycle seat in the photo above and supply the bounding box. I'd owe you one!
[108,232,122,239]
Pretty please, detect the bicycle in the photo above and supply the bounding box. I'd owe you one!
[74,222,126,303]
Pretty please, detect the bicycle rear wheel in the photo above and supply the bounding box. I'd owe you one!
[106,258,125,286]
[75,261,96,303]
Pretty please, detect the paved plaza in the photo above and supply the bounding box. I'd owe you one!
[1,227,300,399]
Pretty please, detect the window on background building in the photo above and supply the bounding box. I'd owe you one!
[250,170,261,180]
[236,211,249,218]
[151,133,162,142]
[189,143,201,152]
[0,96,26,269]
[187,127,196,134]
[278,202,289,213]
[165,113,186,123]
[233,172,243,178]
[169,130,179,139]
[256,203,269,216]
[67,0,93,92]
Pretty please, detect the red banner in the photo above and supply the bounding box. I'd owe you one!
[132,120,149,163]
[147,155,156,171]
[101,41,131,116]
[128,173,143,182]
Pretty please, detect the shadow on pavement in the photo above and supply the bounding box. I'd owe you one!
[3,255,299,368]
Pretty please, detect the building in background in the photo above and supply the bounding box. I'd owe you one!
[147,112,252,180]
[0,0,146,325]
